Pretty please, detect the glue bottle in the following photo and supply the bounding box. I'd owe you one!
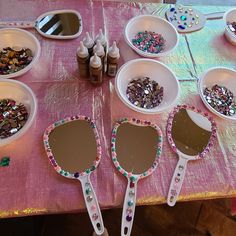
[83,32,95,57]
[89,53,103,86]
[107,41,120,77]
[76,41,90,78]
[93,40,105,72]
[95,29,107,53]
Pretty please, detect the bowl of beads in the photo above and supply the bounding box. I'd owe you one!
[115,58,180,114]
[223,8,236,46]
[124,14,179,58]
[198,67,236,121]
[0,28,41,79]
[0,79,37,146]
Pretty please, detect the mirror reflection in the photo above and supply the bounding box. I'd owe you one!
[37,12,81,36]
[171,109,212,156]
[48,120,97,173]
[115,123,158,174]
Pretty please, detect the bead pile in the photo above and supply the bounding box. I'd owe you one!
[126,77,164,109]
[0,47,33,75]
[0,99,28,139]
[227,22,236,35]
[204,84,236,116]
[132,31,166,54]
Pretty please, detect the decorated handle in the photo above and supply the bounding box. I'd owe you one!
[167,157,188,207]
[79,175,104,236]
[0,21,35,28]
[205,12,224,20]
[121,178,138,236]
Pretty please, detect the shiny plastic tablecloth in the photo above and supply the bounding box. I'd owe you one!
[0,0,236,218]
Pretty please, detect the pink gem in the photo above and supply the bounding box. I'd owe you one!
[126,208,132,215]
[91,205,96,211]
[92,213,98,221]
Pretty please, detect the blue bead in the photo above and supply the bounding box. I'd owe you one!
[178,25,186,30]
[170,7,175,12]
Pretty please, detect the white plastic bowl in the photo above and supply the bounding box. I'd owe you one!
[115,58,180,114]
[0,79,37,146]
[124,15,179,58]
[198,67,236,121]
[0,28,41,79]
[223,8,236,46]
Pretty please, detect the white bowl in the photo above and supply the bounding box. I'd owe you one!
[115,58,180,114]
[223,8,236,46]
[198,67,236,121]
[0,79,37,146]
[124,15,179,58]
[0,28,41,79]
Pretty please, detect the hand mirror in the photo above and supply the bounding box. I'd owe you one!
[111,118,163,236]
[43,116,104,235]
[166,105,217,207]
[166,5,224,33]
[0,9,82,39]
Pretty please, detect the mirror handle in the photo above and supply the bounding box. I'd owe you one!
[121,178,138,236]
[80,175,105,235]
[167,157,188,207]
[0,21,35,28]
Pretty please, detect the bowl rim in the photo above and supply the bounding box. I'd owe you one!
[124,14,179,58]
[198,66,236,121]
[223,7,236,22]
[0,28,41,79]
[115,58,180,114]
[0,78,38,146]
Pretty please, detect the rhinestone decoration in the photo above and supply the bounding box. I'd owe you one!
[126,77,164,109]
[129,190,135,197]
[128,200,134,207]
[85,188,92,195]
[126,215,132,222]
[92,213,98,221]
[132,31,166,54]
[204,84,236,116]
[87,195,93,202]
[0,99,28,139]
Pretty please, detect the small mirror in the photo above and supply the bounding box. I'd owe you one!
[166,105,216,206]
[43,116,104,235]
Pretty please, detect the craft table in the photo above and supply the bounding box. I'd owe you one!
[0,0,236,218]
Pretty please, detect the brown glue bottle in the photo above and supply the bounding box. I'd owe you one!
[93,40,105,73]
[89,53,103,86]
[76,41,90,78]
[83,32,95,57]
[106,41,120,77]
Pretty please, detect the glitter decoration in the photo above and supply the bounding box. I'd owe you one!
[126,215,132,222]
[128,200,134,207]
[126,77,164,109]
[0,47,33,75]
[0,156,10,167]
[203,84,236,116]
[87,195,93,202]
[132,31,166,54]
[0,99,28,139]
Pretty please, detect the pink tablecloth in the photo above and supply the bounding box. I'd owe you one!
[0,0,236,218]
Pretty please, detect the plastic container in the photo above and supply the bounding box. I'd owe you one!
[95,29,107,52]
[89,53,103,86]
[83,32,95,56]
[76,41,90,78]
[107,41,120,77]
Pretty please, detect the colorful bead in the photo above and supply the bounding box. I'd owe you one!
[87,195,93,202]
[128,200,134,207]
[129,190,135,197]
[86,188,92,195]
[92,213,98,221]
[126,215,132,222]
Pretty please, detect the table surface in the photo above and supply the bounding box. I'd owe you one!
[0,0,236,218]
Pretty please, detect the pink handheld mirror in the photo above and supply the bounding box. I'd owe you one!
[43,116,104,235]
[111,118,163,236]
[166,105,217,206]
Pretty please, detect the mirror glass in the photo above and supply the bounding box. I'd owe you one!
[37,12,81,36]
[115,123,158,174]
[48,120,97,173]
[171,109,212,156]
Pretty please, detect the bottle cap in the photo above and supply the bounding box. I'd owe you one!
[93,40,105,57]
[108,41,120,59]
[77,41,89,58]
[90,53,102,68]
[83,32,94,49]
[95,29,106,46]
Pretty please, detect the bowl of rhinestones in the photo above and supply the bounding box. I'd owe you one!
[223,8,236,46]
[124,14,179,58]
[0,79,37,146]
[115,58,180,114]
[0,28,41,79]
[198,67,236,121]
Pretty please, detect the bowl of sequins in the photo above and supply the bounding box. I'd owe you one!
[198,67,236,121]
[115,58,180,114]
[124,14,179,58]
[0,28,41,79]
[223,8,236,46]
[0,79,37,146]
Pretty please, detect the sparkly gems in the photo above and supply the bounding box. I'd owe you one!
[126,215,132,222]
[132,31,166,54]
[74,172,79,178]
[128,200,134,207]
[92,213,98,221]
[180,15,187,21]
[87,195,93,202]
[129,190,135,197]
[126,77,164,109]
[204,84,236,116]
[0,156,10,167]
[91,205,97,211]
[178,25,185,30]
[86,188,92,195]
[130,181,135,188]
[126,208,133,215]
